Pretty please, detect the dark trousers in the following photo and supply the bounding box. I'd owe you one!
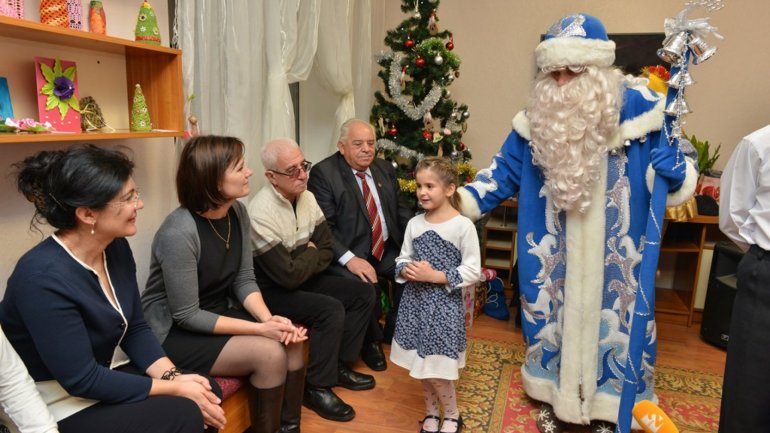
[327,240,404,344]
[58,364,221,433]
[718,245,770,432]
[259,273,375,388]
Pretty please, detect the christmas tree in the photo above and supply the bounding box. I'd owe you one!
[134,1,161,45]
[370,0,474,207]
[131,84,152,132]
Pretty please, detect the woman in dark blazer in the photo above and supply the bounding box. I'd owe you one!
[0,145,225,433]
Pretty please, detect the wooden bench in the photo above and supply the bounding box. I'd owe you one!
[215,377,250,433]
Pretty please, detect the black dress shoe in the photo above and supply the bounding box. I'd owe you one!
[336,364,375,390]
[278,424,299,433]
[361,341,387,371]
[419,414,442,433]
[302,385,355,422]
[442,415,463,433]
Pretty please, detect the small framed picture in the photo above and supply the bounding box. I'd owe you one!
[35,57,81,133]
[0,76,13,120]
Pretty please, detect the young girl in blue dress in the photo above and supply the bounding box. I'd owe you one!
[390,157,481,433]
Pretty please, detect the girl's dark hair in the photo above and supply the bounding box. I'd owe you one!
[14,144,134,232]
[176,135,245,213]
[415,156,462,211]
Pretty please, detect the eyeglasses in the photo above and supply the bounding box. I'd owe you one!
[269,160,312,179]
[107,189,141,210]
[541,65,587,74]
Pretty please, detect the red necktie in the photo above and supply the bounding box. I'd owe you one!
[356,172,385,261]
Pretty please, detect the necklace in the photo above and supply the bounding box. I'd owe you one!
[206,212,231,250]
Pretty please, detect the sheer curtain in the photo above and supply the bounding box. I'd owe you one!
[174,0,370,174]
[174,1,267,177]
[263,0,319,142]
[314,0,372,152]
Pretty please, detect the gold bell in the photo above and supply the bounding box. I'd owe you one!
[657,32,689,64]
[667,69,695,89]
[688,35,717,64]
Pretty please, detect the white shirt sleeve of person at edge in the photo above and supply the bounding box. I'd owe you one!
[719,124,770,252]
[0,327,60,433]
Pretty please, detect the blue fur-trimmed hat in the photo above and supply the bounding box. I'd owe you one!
[535,13,616,70]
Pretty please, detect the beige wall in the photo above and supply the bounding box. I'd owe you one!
[373,0,770,171]
[0,1,176,294]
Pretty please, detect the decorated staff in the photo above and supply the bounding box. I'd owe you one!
[615,2,725,433]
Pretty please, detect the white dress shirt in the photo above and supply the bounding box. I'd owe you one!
[719,124,770,252]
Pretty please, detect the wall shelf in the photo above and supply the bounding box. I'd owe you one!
[481,199,518,292]
[0,15,184,143]
[657,215,728,326]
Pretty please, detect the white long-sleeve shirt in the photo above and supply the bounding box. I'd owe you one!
[719,124,770,252]
[0,327,59,433]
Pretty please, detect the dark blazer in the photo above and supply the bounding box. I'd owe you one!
[0,237,165,403]
[308,152,413,265]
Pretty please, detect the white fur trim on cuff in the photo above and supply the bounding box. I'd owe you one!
[645,161,698,207]
[458,187,482,222]
[535,38,616,70]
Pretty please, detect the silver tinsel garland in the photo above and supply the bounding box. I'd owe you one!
[385,52,444,121]
[376,138,425,160]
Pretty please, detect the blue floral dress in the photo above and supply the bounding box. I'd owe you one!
[389,213,481,380]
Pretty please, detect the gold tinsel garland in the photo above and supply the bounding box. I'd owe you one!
[398,162,478,193]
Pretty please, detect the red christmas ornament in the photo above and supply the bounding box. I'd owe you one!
[446,37,454,51]
[405,34,415,48]
[388,126,398,136]
[422,130,432,140]
[415,56,426,68]
[458,142,466,151]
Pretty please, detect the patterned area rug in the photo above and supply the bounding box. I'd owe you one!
[457,338,722,433]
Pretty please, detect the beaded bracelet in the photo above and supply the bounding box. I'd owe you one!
[160,367,182,381]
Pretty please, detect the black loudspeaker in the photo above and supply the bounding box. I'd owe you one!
[700,241,744,349]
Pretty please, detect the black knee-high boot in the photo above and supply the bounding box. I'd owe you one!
[249,385,284,433]
[279,368,305,433]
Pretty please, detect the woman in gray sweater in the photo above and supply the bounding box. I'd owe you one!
[142,136,306,433]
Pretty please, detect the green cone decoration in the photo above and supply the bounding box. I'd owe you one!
[130,84,152,132]
[134,1,160,45]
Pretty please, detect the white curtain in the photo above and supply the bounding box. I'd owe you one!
[263,0,320,141]
[174,0,370,175]
[314,0,372,152]
[174,1,267,178]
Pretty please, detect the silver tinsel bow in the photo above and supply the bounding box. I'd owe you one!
[385,52,444,121]
[664,3,724,40]
[377,138,425,160]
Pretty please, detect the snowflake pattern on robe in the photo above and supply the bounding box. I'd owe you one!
[522,149,656,400]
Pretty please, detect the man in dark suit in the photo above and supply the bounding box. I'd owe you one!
[308,118,413,372]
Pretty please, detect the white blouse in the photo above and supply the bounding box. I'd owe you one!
[0,327,59,433]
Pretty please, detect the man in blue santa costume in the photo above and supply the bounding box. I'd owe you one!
[459,13,697,433]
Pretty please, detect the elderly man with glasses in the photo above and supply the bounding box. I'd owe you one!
[247,137,377,423]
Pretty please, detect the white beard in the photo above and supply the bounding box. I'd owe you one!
[527,67,623,213]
